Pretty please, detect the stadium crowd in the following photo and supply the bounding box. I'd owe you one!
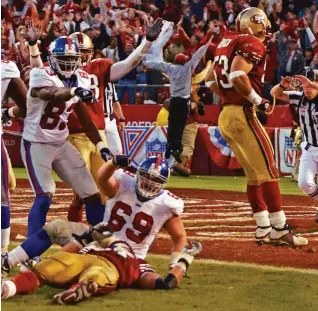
[2,0,318,104]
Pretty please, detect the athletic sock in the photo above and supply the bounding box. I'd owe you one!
[20,228,52,260]
[68,204,84,223]
[254,210,271,227]
[12,271,40,294]
[27,195,52,237]
[261,181,283,213]
[8,246,29,269]
[1,205,10,251]
[246,184,267,213]
[85,199,105,226]
[269,211,287,229]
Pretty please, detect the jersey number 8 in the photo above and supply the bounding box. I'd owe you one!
[108,201,154,244]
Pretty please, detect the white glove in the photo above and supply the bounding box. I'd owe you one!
[178,241,202,268]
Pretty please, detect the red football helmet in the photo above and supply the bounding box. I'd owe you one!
[174,53,189,65]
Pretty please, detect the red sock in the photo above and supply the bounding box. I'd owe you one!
[67,205,84,222]
[247,184,267,213]
[261,181,282,213]
[12,271,40,294]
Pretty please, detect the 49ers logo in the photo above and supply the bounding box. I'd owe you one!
[250,14,265,25]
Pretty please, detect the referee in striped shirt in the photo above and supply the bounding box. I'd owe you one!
[271,68,318,222]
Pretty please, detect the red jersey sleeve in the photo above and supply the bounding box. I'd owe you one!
[236,34,266,65]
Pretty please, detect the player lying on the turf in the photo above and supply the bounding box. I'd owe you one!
[2,223,202,305]
[2,155,187,276]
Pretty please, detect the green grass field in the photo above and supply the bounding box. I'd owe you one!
[13,167,304,195]
[2,246,318,311]
[3,169,315,311]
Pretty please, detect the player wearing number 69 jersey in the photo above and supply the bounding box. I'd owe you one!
[1,156,187,275]
[205,7,308,247]
[21,36,109,239]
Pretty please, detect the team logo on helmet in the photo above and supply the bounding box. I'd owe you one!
[250,14,265,25]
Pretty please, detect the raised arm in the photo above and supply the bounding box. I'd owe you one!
[25,19,43,68]
[109,19,163,81]
[270,76,292,101]
[188,35,212,72]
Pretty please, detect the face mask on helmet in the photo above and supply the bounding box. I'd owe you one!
[48,37,81,79]
[136,157,170,199]
[69,32,94,67]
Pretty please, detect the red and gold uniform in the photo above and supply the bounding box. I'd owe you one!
[67,58,113,206]
[215,33,279,184]
[31,241,154,292]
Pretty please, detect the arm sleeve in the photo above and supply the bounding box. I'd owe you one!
[178,27,192,50]
[110,38,152,81]
[189,45,208,72]
[236,35,266,65]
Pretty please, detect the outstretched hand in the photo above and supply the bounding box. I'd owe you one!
[294,75,313,88]
[25,19,41,44]
[145,18,163,42]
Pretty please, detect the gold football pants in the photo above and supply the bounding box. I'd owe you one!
[68,131,108,203]
[218,105,279,185]
[34,251,119,289]
[182,122,198,159]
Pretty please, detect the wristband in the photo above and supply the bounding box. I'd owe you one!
[245,89,262,106]
[29,43,40,57]
[96,141,106,151]
[70,87,77,97]
[28,40,37,46]
[279,83,287,90]
[175,261,187,273]
[119,117,126,122]
[8,107,15,118]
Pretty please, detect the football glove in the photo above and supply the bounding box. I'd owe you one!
[112,155,131,167]
[177,241,202,271]
[145,18,163,42]
[197,102,205,116]
[1,108,11,125]
[257,98,270,113]
[100,147,113,162]
[72,87,97,103]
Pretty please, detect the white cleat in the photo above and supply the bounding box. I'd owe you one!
[270,224,308,247]
[53,281,98,305]
[255,226,272,245]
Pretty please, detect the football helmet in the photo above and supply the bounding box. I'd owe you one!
[48,36,81,79]
[69,32,94,66]
[236,7,271,42]
[136,156,170,199]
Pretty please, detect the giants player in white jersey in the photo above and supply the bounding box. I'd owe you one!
[20,36,112,239]
[1,60,27,254]
[2,155,187,275]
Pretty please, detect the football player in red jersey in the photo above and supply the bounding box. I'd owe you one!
[2,223,202,305]
[205,7,307,247]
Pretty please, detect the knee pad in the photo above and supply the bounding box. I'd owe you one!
[43,219,73,246]
[1,206,10,229]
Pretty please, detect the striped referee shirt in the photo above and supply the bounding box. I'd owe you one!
[286,90,318,146]
[104,82,118,116]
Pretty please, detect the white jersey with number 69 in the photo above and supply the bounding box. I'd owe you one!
[103,169,184,259]
[23,67,91,143]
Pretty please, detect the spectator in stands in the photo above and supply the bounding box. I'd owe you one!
[116,34,141,104]
[102,37,119,63]
[269,1,284,33]
[164,34,185,63]
[305,47,314,66]
[283,38,306,76]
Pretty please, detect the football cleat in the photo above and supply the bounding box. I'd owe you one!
[255,226,272,245]
[270,224,308,247]
[52,281,98,305]
[19,257,40,273]
[1,252,10,278]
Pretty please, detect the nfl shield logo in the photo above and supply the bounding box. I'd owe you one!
[146,138,166,158]
[284,137,297,167]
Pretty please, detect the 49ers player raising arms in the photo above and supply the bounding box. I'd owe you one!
[1,60,27,254]
[205,7,307,247]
